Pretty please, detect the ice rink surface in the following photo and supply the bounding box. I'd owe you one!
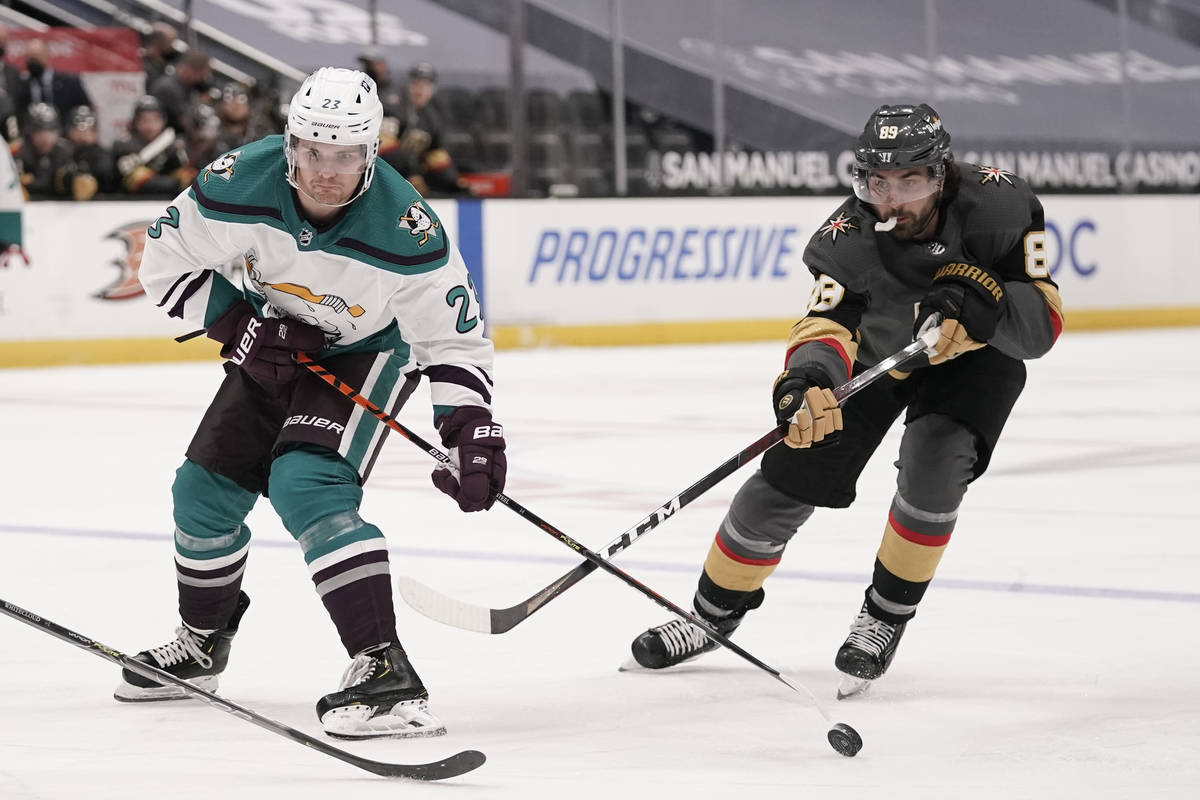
[1,328,1198,799]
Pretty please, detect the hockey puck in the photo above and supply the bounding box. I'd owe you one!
[826,722,863,757]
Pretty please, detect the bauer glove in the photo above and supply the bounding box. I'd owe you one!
[205,300,325,383]
[431,406,507,512]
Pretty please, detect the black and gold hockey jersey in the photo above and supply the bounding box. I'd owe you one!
[786,164,1065,381]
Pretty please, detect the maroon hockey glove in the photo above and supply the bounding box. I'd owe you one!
[431,406,507,512]
[914,261,1006,344]
[206,300,325,383]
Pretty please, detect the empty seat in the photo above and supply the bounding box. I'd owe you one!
[618,128,650,169]
[437,86,479,130]
[529,165,570,196]
[475,86,510,130]
[653,125,695,153]
[528,132,569,170]
[572,167,610,197]
[443,128,480,171]
[526,88,567,131]
[478,130,513,169]
[566,89,607,132]
[568,130,607,170]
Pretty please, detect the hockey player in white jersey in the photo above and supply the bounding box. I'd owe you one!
[115,67,506,739]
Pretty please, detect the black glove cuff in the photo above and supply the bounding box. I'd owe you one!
[931,262,1006,308]
[772,364,836,423]
[437,406,497,448]
[204,300,255,346]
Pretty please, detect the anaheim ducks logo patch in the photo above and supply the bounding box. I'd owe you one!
[977,165,1015,186]
[201,150,242,183]
[400,201,440,246]
[819,213,858,243]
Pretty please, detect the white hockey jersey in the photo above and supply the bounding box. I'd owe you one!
[139,135,494,421]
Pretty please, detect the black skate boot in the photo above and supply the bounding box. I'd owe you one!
[114,591,250,702]
[628,581,763,670]
[628,616,730,670]
[316,643,446,739]
[835,599,907,699]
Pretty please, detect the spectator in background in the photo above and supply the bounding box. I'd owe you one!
[149,49,213,134]
[64,105,115,199]
[182,102,223,170]
[141,22,180,88]
[113,95,193,196]
[0,25,20,101]
[15,103,73,198]
[0,24,21,141]
[17,39,93,130]
[214,82,268,151]
[380,62,471,196]
[356,51,402,114]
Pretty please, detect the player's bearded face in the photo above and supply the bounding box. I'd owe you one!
[858,167,942,240]
[294,139,367,206]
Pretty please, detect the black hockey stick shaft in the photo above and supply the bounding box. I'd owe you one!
[395,333,937,633]
[0,598,485,781]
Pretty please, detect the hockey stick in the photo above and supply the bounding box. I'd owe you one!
[295,353,916,756]
[394,331,939,634]
[0,598,485,781]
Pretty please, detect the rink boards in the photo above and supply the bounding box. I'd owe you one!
[1,194,1198,367]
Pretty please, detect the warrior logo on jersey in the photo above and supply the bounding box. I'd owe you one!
[96,220,151,300]
[977,165,1015,186]
[400,201,440,247]
[819,213,859,243]
[201,150,242,184]
[298,227,314,246]
[927,241,947,256]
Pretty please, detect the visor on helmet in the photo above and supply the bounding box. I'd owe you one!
[289,136,369,175]
[852,163,945,205]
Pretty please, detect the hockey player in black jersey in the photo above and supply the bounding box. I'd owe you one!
[630,104,1065,698]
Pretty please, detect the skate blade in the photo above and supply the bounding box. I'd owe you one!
[113,675,218,702]
[323,714,448,740]
[836,675,871,700]
[325,723,447,740]
[618,657,647,673]
[321,702,447,740]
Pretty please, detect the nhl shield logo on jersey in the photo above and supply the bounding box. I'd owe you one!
[298,227,314,246]
[819,213,859,243]
[976,165,1015,186]
[201,150,242,183]
[400,201,440,247]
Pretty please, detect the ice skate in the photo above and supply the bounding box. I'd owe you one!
[624,610,747,671]
[114,591,250,702]
[316,643,446,739]
[834,600,907,700]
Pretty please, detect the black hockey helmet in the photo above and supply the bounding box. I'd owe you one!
[408,62,437,83]
[132,94,164,119]
[852,103,952,204]
[69,105,97,130]
[27,102,60,132]
[220,82,249,105]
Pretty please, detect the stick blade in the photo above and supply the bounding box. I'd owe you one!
[396,575,493,633]
[362,748,487,780]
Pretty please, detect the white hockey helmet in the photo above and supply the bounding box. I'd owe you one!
[285,67,383,205]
